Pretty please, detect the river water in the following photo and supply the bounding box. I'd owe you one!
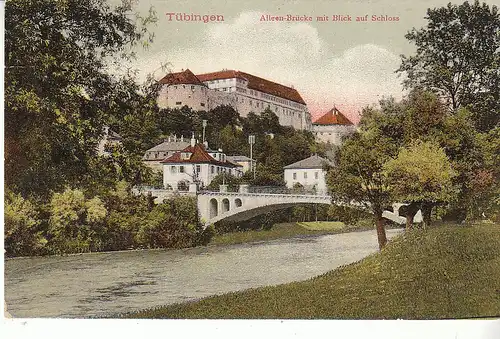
[5,229,402,318]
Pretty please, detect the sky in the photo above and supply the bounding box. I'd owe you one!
[120,0,477,122]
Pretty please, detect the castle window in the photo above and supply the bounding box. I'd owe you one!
[183,85,185,89]
[191,85,195,90]
[180,166,185,173]
[201,103,205,107]
[176,102,182,105]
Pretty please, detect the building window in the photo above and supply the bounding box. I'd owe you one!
[293,172,297,180]
[154,153,158,159]
[180,166,185,173]
[201,103,205,107]
[176,101,182,105]
[211,166,214,174]
[304,172,307,179]
[191,85,195,90]
[196,165,201,173]
[170,166,177,174]
[315,172,319,179]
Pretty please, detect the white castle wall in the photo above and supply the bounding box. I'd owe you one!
[313,124,356,145]
[158,75,312,130]
[158,84,209,111]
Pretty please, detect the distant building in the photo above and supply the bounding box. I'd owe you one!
[97,126,122,156]
[143,135,190,172]
[283,155,334,194]
[158,69,312,130]
[312,107,356,145]
[161,137,243,190]
[226,155,254,173]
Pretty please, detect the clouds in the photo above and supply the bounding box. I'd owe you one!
[133,11,405,122]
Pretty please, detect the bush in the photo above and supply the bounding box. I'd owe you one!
[4,190,46,257]
[136,196,207,248]
[46,188,108,254]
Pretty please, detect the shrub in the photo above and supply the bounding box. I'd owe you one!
[4,190,46,257]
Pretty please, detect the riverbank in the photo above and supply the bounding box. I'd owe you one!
[128,222,500,319]
[209,221,374,246]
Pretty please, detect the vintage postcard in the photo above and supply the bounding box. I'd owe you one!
[2,0,500,336]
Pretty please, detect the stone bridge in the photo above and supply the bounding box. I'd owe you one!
[197,185,422,227]
[133,184,422,227]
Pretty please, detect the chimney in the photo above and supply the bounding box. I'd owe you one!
[191,132,196,147]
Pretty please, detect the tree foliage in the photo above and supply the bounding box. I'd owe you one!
[4,0,157,199]
[398,0,500,131]
[383,141,458,228]
[327,127,397,249]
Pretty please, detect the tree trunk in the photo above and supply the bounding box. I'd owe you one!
[375,211,387,250]
[405,202,421,230]
[421,201,433,229]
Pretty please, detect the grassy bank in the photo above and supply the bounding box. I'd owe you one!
[128,223,500,319]
[209,221,366,246]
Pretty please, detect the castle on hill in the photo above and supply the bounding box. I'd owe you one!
[157,69,312,130]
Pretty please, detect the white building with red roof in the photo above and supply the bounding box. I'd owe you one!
[312,107,356,145]
[160,136,243,190]
[157,69,312,130]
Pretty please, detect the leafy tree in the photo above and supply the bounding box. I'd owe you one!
[466,127,500,221]
[4,0,156,198]
[4,190,46,257]
[398,0,500,131]
[327,130,397,250]
[158,106,196,138]
[135,196,206,248]
[47,188,107,253]
[383,141,458,229]
[206,173,242,191]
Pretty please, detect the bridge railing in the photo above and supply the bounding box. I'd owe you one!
[246,186,328,195]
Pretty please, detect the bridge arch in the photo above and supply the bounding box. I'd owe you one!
[234,198,242,208]
[209,198,218,218]
[222,198,230,213]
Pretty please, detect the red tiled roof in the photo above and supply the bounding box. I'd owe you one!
[159,69,206,86]
[196,70,306,105]
[160,143,241,168]
[313,107,353,125]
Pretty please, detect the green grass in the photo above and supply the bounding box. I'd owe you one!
[298,221,346,231]
[127,223,500,319]
[208,221,363,246]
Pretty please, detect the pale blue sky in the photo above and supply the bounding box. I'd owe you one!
[116,0,491,121]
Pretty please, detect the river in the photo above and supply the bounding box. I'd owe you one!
[4,229,402,318]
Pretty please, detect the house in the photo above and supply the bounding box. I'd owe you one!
[226,155,254,173]
[161,137,243,190]
[312,106,356,145]
[143,135,190,172]
[157,69,312,130]
[97,126,122,156]
[283,155,334,194]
